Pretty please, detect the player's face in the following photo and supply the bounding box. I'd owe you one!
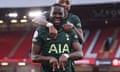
[57,0,71,11]
[51,6,65,25]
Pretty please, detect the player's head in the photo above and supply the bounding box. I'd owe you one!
[50,3,66,26]
[56,0,71,11]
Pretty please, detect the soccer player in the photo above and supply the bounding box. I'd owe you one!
[31,4,83,72]
[33,0,84,44]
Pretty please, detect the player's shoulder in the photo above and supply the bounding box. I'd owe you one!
[43,11,50,17]
[44,11,49,15]
[68,13,81,27]
[68,13,80,19]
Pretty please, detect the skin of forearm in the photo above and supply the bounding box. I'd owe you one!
[31,54,51,63]
[32,44,52,62]
[68,42,83,60]
[69,51,83,60]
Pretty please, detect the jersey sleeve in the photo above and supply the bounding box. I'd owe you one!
[71,14,82,29]
[32,28,43,46]
[69,30,79,43]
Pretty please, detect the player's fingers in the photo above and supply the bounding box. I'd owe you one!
[61,63,65,71]
[56,62,60,69]
[52,63,55,72]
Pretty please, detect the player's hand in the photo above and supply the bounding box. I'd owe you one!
[49,25,58,39]
[59,54,69,71]
[32,15,48,26]
[62,23,74,32]
[49,57,59,72]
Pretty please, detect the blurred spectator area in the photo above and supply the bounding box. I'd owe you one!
[0,2,120,60]
[0,3,120,72]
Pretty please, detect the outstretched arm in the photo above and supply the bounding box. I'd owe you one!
[59,41,83,70]
[31,44,59,63]
[69,41,83,60]
[31,44,51,62]
[32,14,58,39]
[59,41,83,62]
[63,24,84,44]
[31,44,59,71]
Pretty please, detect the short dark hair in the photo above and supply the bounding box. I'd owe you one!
[50,3,65,17]
[51,3,64,8]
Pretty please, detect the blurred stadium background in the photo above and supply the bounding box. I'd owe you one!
[0,0,120,72]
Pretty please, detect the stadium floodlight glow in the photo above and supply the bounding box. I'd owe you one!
[28,11,42,17]
[0,20,4,24]
[10,19,18,23]
[20,19,28,23]
[1,62,8,66]
[8,12,18,18]
[23,16,27,19]
[18,62,26,66]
